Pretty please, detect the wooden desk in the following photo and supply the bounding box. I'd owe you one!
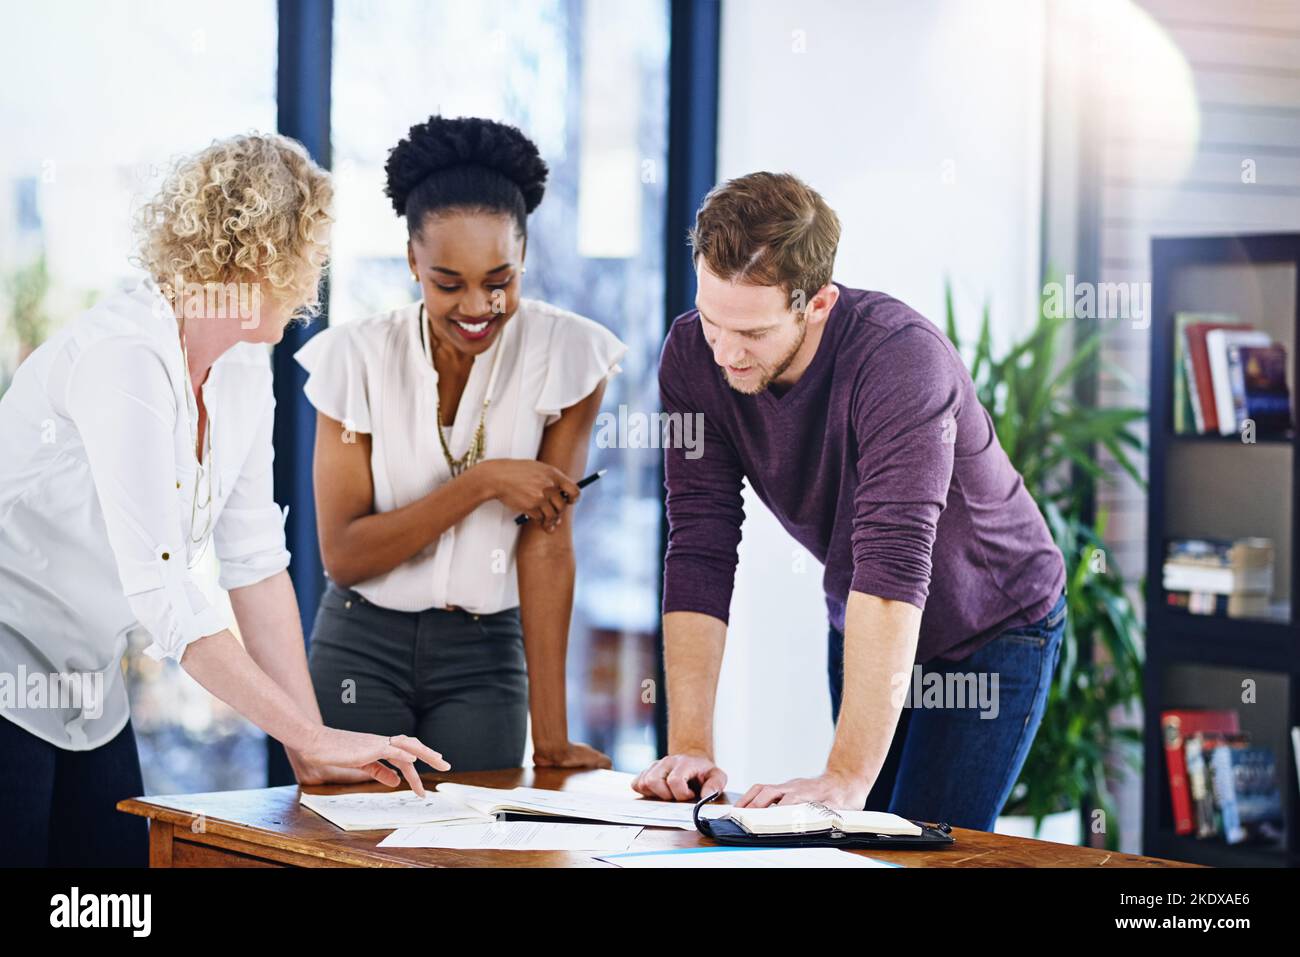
[118,768,1196,868]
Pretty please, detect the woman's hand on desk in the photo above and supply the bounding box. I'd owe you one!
[284,742,376,787]
[533,741,613,770]
[297,727,450,798]
[476,459,581,531]
[289,761,374,787]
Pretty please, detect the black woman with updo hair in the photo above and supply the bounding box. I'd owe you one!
[295,115,625,772]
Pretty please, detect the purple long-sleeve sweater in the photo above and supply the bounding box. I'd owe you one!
[659,283,1065,663]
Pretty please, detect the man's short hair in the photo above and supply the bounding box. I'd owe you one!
[688,171,841,309]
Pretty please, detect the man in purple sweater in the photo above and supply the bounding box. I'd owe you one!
[632,172,1066,830]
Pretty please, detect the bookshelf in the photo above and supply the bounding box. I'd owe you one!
[1144,233,1300,867]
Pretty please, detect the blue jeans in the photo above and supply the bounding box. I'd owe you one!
[827,591,1066,831]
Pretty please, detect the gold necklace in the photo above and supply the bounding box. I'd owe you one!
[420,303,505,477]
[178,318,215,550]
[436,395,487,477]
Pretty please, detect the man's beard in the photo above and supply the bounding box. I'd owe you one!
[723,312,807,395]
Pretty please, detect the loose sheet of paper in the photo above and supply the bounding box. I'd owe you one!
[299,791,490,831]
[597,847,901,868]
[378,821,643,852]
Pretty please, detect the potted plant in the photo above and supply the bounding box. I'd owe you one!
[2,254,52,397]
[943,280,1146,850]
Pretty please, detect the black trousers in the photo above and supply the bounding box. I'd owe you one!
[0,715,149,867]
[308,582,529,773]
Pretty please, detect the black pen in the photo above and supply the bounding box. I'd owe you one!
[514,468,606,525]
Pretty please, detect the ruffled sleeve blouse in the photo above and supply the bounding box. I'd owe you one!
[294,298,627,613]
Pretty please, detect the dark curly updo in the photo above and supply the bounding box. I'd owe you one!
[384,115,548,238]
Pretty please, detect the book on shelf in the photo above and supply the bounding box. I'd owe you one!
[1205,327,1272,436]
[1164,590,1275,619]
[1183,732,1218,839]
[1204,732,1250,843]
[1209,736,1285,845]
[1292,727,1300,800]
[1165,537,1274,564]
[1162,711,1285,847]
[1162,538,1274,613]
[1162,565,1272,594]
[1173,313,1292,437]
[1234,343,1292,436]
[1181,316,1244,434]
[1161,709,1240,836]
[1172,312,1217,434]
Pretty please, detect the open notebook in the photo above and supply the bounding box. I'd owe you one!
[437,783,732,830]
[724,803,923,837]
[694,795,953,850]
[299,783,731,832]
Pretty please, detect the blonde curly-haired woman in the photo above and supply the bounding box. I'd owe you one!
[0,133,447,867]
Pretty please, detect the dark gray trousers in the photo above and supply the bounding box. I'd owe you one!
[308,581,528,773]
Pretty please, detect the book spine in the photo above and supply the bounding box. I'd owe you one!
[1185,735,1218,839]
[1210,745,1245,844]
[1208,333,1239,436]
[1166,591,1229,615]
[1162,716,1195,836]
[1227,345,1249,436]
[1293,728,1300,800]
[1190,330,1220,434]
[1184,336,1205,434]
[1174,321,1188,434]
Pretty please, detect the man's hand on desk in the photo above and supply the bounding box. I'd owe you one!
[532,740,613,769]
[632,751,728,801]
[735,769,869,810]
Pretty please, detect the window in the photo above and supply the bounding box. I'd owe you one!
[330,0,670,768]
[0,0,279,794]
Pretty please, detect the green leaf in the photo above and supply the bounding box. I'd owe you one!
[945,275,1147,836]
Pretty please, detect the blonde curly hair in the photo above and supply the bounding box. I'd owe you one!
[134,132,333,319]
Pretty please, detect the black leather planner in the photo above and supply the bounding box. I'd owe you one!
[692,792,956,850]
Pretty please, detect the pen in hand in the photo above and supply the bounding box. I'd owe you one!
[514,468,606,525]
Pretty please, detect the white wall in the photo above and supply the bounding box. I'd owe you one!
[712,0,1046,791]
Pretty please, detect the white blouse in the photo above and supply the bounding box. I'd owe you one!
[294,298,627,614]
[0,279,291,750]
